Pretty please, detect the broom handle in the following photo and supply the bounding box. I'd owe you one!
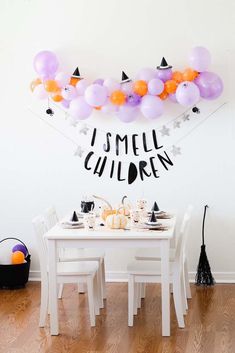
[202,205,209,245]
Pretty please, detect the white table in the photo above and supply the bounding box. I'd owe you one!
[44,216,176,336]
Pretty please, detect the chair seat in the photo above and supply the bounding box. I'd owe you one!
[59,248,105,262]
[57,261,98,276]
[127,260,174,276]
[135,248,176,261]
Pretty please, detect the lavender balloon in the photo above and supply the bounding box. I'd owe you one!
[101,102,119,114]
[55,72,70,87]
[93,78,104,85]
[121,81,133,95]
[69,97,92,120]
[136,67,158,82]
[76,79,89,95]
[61,99,70,109]
[195,72,223,100]
[61,85,78,101]
[189,46,211,72]
[176,81,200,107]
[140,95,164,119]
[157,68,172,82]
[168,93,177,103]
[126,93,141,107]
[85,84,108,107]
[33,51,59,77]
[33,84,47,99]
[12,244,27,257]
[148,78,164,95]
[117,106,138,123]
[103,78,120,94]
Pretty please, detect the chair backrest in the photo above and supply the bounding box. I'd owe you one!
[174,205,193,268]
[44,206,59,230]
[32,216,48,277]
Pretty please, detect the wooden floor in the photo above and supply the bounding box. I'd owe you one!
[0,282,235,353]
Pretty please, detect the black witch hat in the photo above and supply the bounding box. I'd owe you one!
[121,71,131,83]
[157,57,172,70]
[71,211,79,222]
[152,202,160,212]
[149,211,157,223]
[72,67,82,79]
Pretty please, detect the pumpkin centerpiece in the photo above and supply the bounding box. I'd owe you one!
[118,196,131,217]
[106,209,128,229]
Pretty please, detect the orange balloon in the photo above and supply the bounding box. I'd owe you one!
[133,80,148,96]
[44,80,59,93]
[52,92,63,102]
[182,68,199,81]
[30,78,41,92]
[70,77,80,86]
[172,71,183,83]
[110,90,126,105]
[95,106,102,110]
[165,80,177,94]
[158,89,168,100]
[12,251,25,264]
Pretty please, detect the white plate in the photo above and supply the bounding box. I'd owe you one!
[145,221,158,226]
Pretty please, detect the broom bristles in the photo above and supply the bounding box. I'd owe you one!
[195,244,215,286]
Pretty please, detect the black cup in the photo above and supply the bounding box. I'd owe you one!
[81,201,95,213]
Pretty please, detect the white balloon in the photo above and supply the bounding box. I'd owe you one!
[55,72,70,87]
[33,84,47,100]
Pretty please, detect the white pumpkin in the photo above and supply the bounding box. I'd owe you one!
[106,213,127,229]
[118,196,131,216]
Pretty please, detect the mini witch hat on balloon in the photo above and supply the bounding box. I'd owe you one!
[152,202,160,212]
[72,67,82,79]
[157,57,172,70]
[149,211,157,223]
[121,71,131,83]
[71,211,79,222]
[70,67,82,86]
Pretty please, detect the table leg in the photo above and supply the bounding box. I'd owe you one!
[161,239,170,336]
[48,239,59,335]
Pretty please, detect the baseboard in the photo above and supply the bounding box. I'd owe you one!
[29,270,235,284]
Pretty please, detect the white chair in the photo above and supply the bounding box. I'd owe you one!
[32,216,101,328]
[127,206,192,328]
[44,207,106,304]
[134,206,193,309]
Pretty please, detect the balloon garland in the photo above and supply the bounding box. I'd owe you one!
[31,46,223,122]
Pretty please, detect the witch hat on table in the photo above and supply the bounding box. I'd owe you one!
[152,201,160,212]
[157,57,172,70]
[121,71,131,83]
[195,205,215,286]
[71,211,79,222]
[149,211,157,223]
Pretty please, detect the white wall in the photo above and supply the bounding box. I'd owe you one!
[0,0,234,280]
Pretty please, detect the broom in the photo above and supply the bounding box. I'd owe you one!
[195,205,215,286]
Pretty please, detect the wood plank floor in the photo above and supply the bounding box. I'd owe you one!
[0,282,235,353]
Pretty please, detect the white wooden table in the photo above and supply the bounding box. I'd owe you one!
[44,216,176,336]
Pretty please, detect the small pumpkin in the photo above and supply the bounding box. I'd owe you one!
[118,196,131,216]
[101,207,117,221]
[106,211,128,229]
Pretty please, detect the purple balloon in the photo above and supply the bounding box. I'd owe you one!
[69,97,93,120]
[61,99,70,109]
[12,244,27,257]
[121,81,133,95]
[62,85,78,101]
[117,106,138,123]
[103,78,120,94]
[76,79,89,95]
[85,84,108,107]
[101,102,119,114]
[140,95,164,119]
[126,93,141,107]
[168,93,177,103]
[148,78,164,95]
[33,51,59,77]
[195,72,223,100]
[136,67,158,82]
[93,78,104,85]
[157,68,172,82]
[189,46,211,72]
[176,81,200,107]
